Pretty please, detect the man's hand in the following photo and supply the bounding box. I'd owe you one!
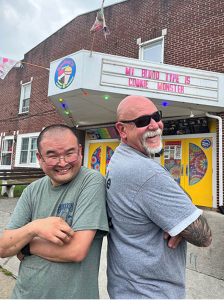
[164,232,182,249]
[17,252,24,261]
[0,217,74,259]
[32,217,75,245]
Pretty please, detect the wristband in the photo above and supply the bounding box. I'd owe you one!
[21,243,31,256]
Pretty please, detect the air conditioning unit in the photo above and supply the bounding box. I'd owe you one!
[22,106,29,113]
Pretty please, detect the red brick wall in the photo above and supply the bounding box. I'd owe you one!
[22,0,224,72]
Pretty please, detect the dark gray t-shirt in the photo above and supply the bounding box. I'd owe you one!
[6,166,109,299]
[106,143,202,299]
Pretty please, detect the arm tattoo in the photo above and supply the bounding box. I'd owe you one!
[180,215,212,247]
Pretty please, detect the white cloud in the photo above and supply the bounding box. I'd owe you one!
[0,0,124,60]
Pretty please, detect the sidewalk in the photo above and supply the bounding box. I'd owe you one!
[0,197,224,299]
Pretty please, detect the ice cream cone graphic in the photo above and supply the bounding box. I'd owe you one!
[55,58,76,89]
[64,66,72,85]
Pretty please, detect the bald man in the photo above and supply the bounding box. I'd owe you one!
[106,96,212,299]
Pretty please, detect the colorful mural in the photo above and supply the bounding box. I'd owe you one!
[189,143,207,185]
[91,147,101,172]
[86,126,119,140]
[164,159,181,185]
[105,147,114,173]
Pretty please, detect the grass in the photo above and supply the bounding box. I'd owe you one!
[0,265,13,276]
[0,181,26,197]
[13,185,26,196]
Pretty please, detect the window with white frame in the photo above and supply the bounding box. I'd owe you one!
[0,138,13,166]
[20,137,37,164]
[19,79,32,114]
[139,36,164,63]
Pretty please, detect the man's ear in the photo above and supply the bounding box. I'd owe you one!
[116,122,127,140]
[79,144,83,158]
[36,152,42,165]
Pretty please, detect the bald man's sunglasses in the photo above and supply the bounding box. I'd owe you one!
[120,110,162,128]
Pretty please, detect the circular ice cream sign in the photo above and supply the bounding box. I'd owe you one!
[201,138,211,149]
[55,58,76,89]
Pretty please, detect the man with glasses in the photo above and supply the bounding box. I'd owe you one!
[0,124,109,299]
[106,95,212,299]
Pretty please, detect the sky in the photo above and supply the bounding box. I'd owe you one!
[0,0,125,61]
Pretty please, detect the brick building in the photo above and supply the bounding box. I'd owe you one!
[0,0,224,210]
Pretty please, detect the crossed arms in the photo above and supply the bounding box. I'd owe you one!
[0,214,212,262]
[0,217,96,262]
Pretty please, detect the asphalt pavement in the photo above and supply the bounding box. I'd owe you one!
[0,197,224,299]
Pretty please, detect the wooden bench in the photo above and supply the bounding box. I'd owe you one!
[0,168,45,198]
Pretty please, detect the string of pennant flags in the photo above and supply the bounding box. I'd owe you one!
[0,0,109,80]
[0,57,50,80]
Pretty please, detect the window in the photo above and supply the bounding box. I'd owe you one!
[139,36,164,63]
[20,137,37,164]
[0,138,13,167]
[19,78,33,114]
[15,132,40,168]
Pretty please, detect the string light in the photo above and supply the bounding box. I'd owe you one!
[58,98,76,126]
[84,93,87,96]
[105,95,109,100]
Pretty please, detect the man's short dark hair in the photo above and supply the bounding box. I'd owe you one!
[37,124,79,152]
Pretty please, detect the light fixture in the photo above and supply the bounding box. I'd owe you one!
[190,110,194,118]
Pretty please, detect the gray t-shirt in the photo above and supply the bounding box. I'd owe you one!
[6,166,109,299]
[106,143,202,299]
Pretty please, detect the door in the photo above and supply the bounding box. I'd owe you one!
[161,138,213,207]
[88,142,120,176]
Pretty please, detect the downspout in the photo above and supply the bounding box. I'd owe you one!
[205,113,224,214]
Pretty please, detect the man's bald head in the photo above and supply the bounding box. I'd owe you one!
[117,96,158,121]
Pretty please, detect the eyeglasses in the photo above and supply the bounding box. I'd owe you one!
[120,110,162,128]
[40,152,79,166]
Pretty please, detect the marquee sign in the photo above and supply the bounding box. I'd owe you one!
[101,59,218,102]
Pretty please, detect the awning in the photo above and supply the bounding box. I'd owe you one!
[48,50,224,128]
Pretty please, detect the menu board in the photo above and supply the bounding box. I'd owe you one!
[164,141,182,160]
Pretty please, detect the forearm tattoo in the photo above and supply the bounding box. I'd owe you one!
[181,215,212,247]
